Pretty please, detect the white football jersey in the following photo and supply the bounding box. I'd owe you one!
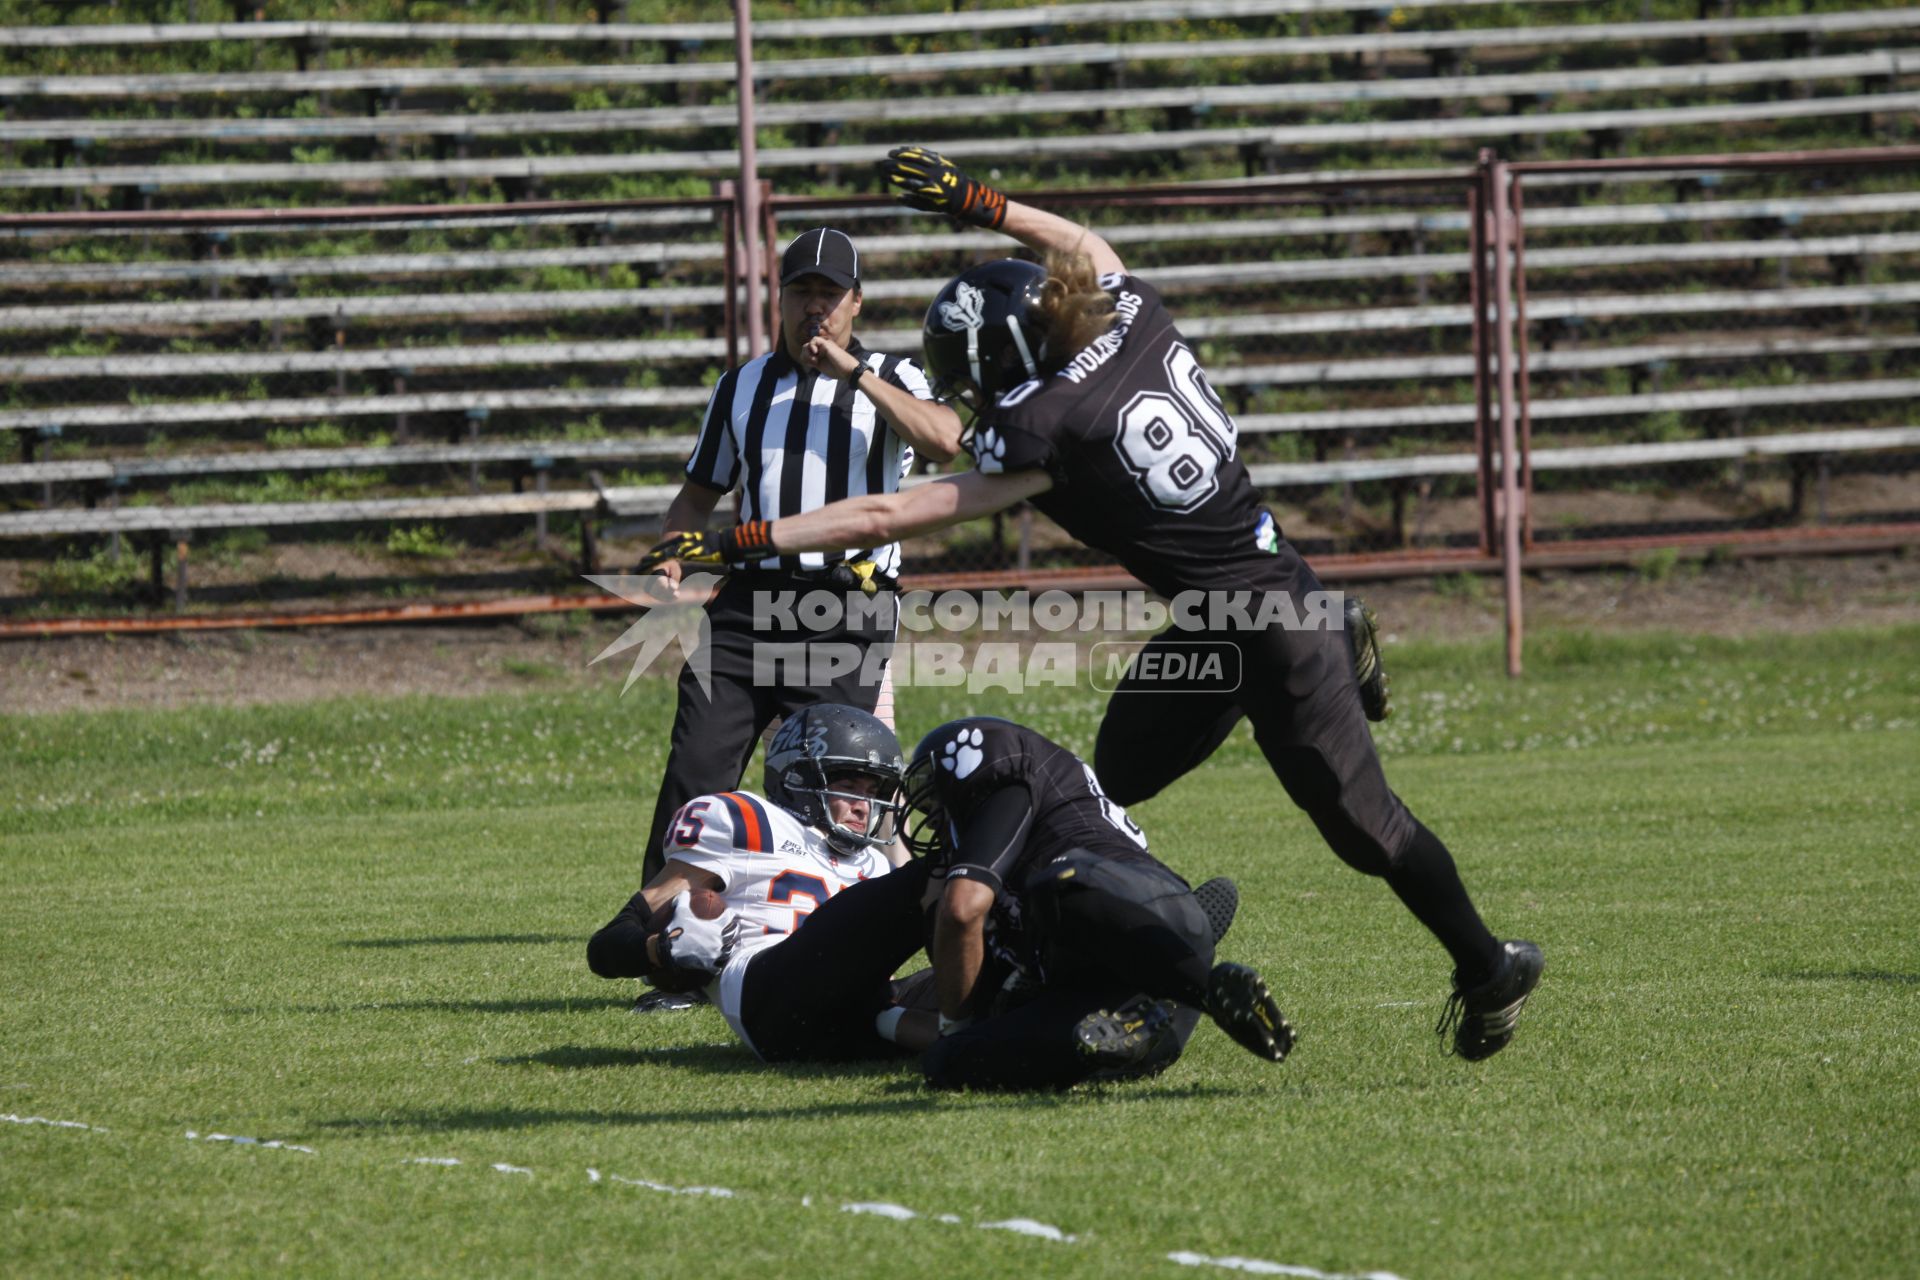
[661,789,894,1059]
[661,788,891,964]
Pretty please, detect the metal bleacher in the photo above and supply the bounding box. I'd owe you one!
[0,1,1585,49]
[2,46,1910,152]
[5,7,1918,198]
[7,84,1917,196]
[2,1,1917,605]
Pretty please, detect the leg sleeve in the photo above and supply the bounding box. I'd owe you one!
[1240,623,1498,978]
[1237,618,1418,874]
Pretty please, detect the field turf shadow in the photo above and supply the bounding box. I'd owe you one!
[336,934,576,949]
[317,1097,944,1133]
[497,1044,764,1073]
[226,997,635,1016]
[316,1078,1241,1135]
[496,1043,914,1080]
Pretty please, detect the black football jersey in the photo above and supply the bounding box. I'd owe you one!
[922,716,1160,984]
[922,717,1150,883]
[971,274,1308,597]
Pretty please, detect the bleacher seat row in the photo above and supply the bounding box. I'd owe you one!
[1,1,1914,600]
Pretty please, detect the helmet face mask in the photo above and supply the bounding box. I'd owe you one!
[763,705,907,855]
[899,749,950,861]
[818,765,905,852]
[921,260,1052,413]
[900,717,1013,862]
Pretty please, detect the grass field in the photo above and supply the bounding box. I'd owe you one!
[4,627,1918,1278]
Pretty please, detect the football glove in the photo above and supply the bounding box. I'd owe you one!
[633,520,774,574]
[879,145,1009,230]
[654,890,743,978]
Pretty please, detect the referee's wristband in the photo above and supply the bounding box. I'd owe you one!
[716,519,774,562]
[842,364,868,389]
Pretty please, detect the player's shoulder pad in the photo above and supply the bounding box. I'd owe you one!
[666,789,780,859]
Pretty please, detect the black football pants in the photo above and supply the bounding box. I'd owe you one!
[920,848,1214,1091]
[643,574,894,882]
[738,859,931,1063]
[1091,565,1500,983]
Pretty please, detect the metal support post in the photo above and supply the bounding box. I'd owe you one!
[733,0,767,358]
[1488,156,1527,679]
[532,455,553,544]
[392,366,411,442]
[465,406,489,494]
[173,531,191,611]
[1468,165,1496,557]
[1510,175,1535,550]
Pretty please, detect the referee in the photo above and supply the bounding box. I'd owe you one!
[638,226,963,884]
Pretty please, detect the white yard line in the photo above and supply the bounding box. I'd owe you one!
[1170,1252,1408,1279]
[2,1113,107,1132]
[29,1120,1404,1276]
[184,1130,315,1153]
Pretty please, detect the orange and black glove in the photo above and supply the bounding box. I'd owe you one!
[634,521,774,574]
[879,145,1009,230]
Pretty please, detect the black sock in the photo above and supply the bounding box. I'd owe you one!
[1383,820,1502,987]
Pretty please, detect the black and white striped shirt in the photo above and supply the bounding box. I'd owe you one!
[683,338,931,578]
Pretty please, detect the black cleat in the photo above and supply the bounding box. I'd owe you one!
[1205,962,1294,1063]
[1192,876,1240,946]
[1075,995,1181,1083]
[1345,595,1392,722]
[632,989,703,1014]
[1438,940,1544,1061]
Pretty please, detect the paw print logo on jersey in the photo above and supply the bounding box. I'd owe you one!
[972,427,1006,475]
[940,727,986,780]
[937,282,985,333]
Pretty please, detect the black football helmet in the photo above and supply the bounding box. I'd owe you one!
[900,716,1012,861]
[921,259,1051,410]
[764,704,907,855]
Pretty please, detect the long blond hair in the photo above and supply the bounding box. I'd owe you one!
[1037,244,1118,362]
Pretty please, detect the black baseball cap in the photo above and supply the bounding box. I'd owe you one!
[780,227,860,289]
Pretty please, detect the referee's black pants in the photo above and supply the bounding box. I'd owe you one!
[643,573,895,882]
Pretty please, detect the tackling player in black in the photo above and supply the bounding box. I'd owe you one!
[890,715,1289,1090]
[639,146,1543,1061]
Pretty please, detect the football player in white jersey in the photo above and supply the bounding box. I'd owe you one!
[587,704,937,1063]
